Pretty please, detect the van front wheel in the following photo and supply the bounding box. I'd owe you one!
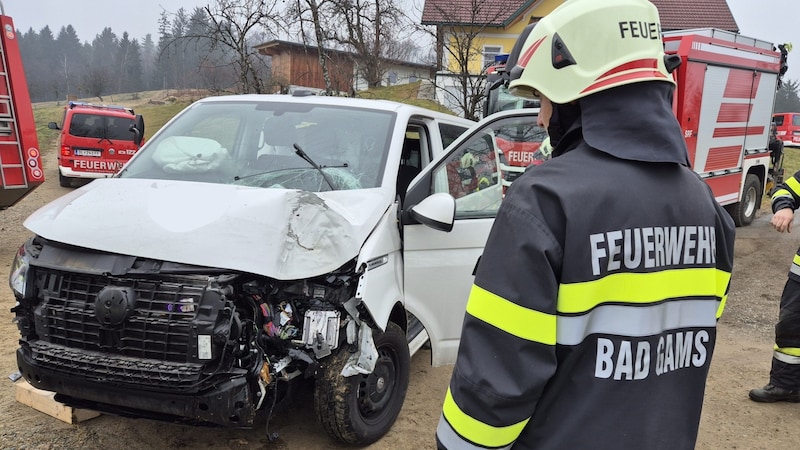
[313,322,410,445]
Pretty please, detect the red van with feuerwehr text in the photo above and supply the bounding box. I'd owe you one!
[772,112,800,148]
[48,101,144,187]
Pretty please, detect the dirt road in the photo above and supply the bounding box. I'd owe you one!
[1,148,800,449]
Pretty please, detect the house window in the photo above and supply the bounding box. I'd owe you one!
[410,74,417,83]
[483,45,503,70]
[389,72,398,85]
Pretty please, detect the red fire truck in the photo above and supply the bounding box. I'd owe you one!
[484,27,788,226]
[663,28,786,226]
[0,3,43,209]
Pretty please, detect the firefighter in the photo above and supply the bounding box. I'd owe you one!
[435,0,736,449]
[749,172,800,403]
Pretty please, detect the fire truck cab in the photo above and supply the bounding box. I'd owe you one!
[49,101,144,187]
[0,3,43,209]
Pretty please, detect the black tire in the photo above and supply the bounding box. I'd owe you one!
[313,322,410,445]
[725,173,761,227]
[58,171,71,188]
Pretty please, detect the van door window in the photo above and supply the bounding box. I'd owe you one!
[431,129,501,218]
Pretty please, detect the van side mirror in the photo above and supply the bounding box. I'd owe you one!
[47,122,60,130]
[129,115,145,147]
[409,193,455,232]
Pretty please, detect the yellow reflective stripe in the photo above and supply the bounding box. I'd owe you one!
[716,268,731,318]
[793,254,800,267]
[771,188,791,202]
[466,285,557,345]
[774,345,800,357]
[786,177,800,196]
[558,268,730,314]
[716,293,728,319]
[442,388,528,448]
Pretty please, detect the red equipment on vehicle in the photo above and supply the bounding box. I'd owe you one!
[0,2,43,209]
[663,28,788,226]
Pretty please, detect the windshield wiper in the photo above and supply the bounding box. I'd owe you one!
[233,163,348,182]
[293,143,337,191]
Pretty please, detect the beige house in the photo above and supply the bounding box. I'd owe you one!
[421,0,739,74]
[420,0,739,115]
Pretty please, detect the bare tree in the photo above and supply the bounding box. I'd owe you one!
[159,1,280,94]
[83,68,111,101]
[287,0,337,94]
[200,0,281,93]
[421,0,507,120]
[329,0,407,89]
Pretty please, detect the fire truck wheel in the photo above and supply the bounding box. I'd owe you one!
[313,321,410,445]
[725,174,761,227]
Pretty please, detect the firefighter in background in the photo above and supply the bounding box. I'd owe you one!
[749,172,800,403]
[435,0,736,448]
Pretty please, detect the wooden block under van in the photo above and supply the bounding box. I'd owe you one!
[14,380,100,424]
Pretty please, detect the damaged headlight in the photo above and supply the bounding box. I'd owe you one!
[9,244,30,298]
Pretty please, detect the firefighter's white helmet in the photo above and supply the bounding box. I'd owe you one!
[508,0,676,104]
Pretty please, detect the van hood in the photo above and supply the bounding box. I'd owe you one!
[24,178,390,280]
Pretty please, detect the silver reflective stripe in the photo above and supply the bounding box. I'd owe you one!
[774,350,800,365]
[790,263,800,277]
[557,299,718,346]
[436,415,513,450]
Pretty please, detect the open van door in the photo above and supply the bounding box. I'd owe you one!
[401,109,544,367]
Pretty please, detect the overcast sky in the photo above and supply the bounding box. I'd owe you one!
[4,0,799,82]
[5,1,210,42]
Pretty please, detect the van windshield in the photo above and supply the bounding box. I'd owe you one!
[69,114,136,141]
[119,100,396,191]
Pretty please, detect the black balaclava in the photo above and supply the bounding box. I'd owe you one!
[547,102,581,148]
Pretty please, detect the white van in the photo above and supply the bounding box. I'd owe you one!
[10,93,543,444]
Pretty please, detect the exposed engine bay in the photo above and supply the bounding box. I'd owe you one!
[12,235,383,428]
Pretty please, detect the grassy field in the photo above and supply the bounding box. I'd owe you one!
[30,86,794,188]
[31,90,198,154]
[782,145,800,178]
[29,83,449,154]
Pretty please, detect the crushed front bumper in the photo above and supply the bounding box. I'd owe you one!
[16,343,257,427]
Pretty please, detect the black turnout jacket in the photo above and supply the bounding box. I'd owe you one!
[436,82,736,450]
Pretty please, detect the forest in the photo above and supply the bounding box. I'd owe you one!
[18,7,227,102]
[15,0,429,103]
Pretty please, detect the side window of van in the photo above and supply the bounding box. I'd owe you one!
[793,114,800,126]
[773,115,784,126]
[439,123,469,150]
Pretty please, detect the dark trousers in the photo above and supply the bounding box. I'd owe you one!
[770,277,800,389]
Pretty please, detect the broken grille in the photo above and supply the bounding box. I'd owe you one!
[33,269,207,363]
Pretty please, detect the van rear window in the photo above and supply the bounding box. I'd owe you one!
[69,113,135,141]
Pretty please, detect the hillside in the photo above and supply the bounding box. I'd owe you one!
[31,82,452,154]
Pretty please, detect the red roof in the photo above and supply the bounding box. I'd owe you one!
[421,0,536,27]
[653,0,738,31]
[421,0,739,32]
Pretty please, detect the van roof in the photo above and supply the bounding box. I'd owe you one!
[68,101,135,116]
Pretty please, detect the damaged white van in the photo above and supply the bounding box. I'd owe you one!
[9,93,543,444]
